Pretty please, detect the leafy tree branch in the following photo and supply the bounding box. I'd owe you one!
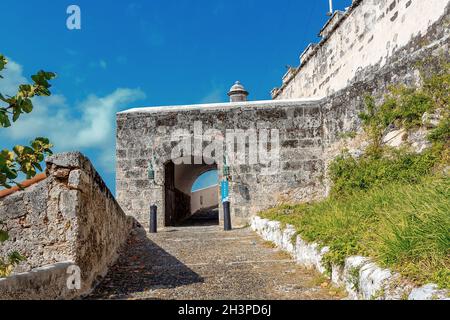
[0,53,55,277]
[0,54,55,188]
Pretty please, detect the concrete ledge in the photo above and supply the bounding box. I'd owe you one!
[118,98,323,115]
[251,216,449,300]
[0,262,80,300]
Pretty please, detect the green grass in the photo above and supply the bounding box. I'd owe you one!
[328,146,443,196]
[260,176,450,289]
[260,56,450,289]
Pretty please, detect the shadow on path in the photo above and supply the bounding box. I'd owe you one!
[177,207,219,227]
[88,225,341,300]
[88,228,204,300]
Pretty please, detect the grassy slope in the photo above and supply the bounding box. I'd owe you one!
[261,176,450,289]
[261,62,450,289]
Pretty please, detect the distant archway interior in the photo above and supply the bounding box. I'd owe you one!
[164,157,219,227]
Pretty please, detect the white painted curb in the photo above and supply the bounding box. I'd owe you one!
[251,216,449,300]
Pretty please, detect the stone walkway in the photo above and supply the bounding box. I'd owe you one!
[88,225,341,300]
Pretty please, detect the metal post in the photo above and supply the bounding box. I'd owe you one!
[221,179,232,231]
[150,205,157,234]
[223,201,232,231]
[221,153,232,231]
[327,0,334,16]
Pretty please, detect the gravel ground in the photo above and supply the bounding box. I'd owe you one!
[87,225,341,300]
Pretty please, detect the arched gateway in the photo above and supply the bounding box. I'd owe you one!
[163,156,218,226]
[116,83,328,229]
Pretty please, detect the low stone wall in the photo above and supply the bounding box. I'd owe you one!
[251,216,449,300]
[0,262,79,300]
[0,177,73,273]
[0,152,133,299]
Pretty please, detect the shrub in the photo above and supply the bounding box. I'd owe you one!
[260,59,450,289]
[328,147,440,196]
[0,222,25,277]
[261,177,450,288]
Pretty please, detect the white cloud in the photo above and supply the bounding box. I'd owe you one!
[89,59,108,70]
[0,58,146,173]
[200,88,226,104]
[0,59,27,96]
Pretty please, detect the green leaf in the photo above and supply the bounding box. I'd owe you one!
[35,137,50,144]
[0,112,11,128]
[13,145,25,155]
[34,162,43,172]
[0,230,9,243]
[8,251,26,264]
[0,58,55,189]
[0,54,7,71]
[43,71,56,80]
[5,167,17,180]
[21,99,33,113]
[19,84,32,94]
[12,108,21,122]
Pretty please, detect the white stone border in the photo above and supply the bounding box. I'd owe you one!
[119,98,322,114]
[251,216,449,300]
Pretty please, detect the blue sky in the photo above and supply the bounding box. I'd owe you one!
[0,0,351,193]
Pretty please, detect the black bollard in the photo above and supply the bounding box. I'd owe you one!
[223,201,232,231]
[150,205,157,234]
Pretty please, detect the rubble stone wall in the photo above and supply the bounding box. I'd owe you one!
[116,100,326,228]
[116,0,449,229]
[0,152,133,299]
[273,0,449,100]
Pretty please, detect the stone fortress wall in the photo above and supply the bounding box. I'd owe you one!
[318,0,449,165]
[0,0,448,300]
[116,99,326,228]
[0,0,447,301]
[117,0,449,229]
[272,0,449,100]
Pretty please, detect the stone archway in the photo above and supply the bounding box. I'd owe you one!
[116,99,326,229]
[163,156,218,227]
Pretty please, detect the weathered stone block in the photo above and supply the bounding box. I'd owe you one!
[23,181,48,215]
[52,168,71,179]
[46,152,87,169]
[1,192,26,219]
[68,169,89,191]
[59,190,80,219]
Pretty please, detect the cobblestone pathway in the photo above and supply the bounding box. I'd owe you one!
[88,225,340,300]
